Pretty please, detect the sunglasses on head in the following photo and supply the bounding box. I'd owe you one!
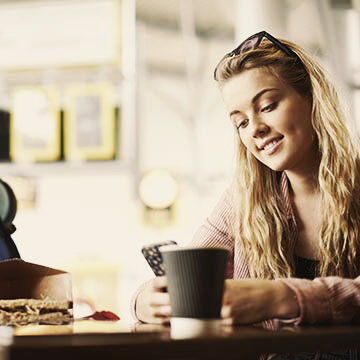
[213,31,301,80]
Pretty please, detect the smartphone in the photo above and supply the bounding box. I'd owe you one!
[141,240,178,276]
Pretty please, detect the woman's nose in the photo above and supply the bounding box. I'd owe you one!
[251,120,270,138]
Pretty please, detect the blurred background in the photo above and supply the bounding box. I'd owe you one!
[0,0,360,321]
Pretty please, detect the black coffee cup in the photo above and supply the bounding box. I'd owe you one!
[160,247,228,338]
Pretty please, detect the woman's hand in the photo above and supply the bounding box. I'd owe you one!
[135,276,171,324]
[221,279,299,325]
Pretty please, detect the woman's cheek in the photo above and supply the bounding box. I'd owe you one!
[240,134,251,150]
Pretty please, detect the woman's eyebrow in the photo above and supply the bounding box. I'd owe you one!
[251,88,280,104]
[229,88,280,118]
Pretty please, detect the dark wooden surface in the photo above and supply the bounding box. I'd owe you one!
[2,321,360,360]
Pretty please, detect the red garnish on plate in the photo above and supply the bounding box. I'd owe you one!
[85,311,120,321]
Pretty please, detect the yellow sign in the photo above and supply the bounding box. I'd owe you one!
[64,83,116,161]
[10,87,60,162]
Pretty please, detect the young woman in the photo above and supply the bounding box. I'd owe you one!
[133,31,360,358]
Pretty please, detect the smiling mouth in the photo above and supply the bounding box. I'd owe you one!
[260,136,284,152]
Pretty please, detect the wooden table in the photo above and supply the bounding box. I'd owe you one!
[1,320,360,360]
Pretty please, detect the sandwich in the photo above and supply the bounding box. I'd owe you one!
[0,298,73,326]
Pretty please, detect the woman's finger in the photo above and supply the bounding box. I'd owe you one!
[221,317,234,326]
[153,276,168,290]
[221,305,231,318]
[222,280,232,303]
[147,314,170,325]
[149,292,171,306]
[160,317,171,325]
[152,305,172,318]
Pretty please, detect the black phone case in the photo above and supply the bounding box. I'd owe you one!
[141,241,177,276]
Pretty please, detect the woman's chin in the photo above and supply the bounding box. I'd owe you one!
[260,159,287,172]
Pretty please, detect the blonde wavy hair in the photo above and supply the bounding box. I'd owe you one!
[215,37,360,279]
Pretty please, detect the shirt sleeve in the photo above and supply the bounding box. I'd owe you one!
[190,188,235,278]
[279,276,360,325]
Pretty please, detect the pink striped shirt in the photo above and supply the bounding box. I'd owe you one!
[131,172,360,326]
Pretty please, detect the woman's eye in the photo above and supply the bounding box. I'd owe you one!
[261,102,277,112]
[237,119,248,129]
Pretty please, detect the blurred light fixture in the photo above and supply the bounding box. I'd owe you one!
[139,169,178,210]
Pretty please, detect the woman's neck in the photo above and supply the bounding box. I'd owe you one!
[284,154,320,198]
[285,171,319,198]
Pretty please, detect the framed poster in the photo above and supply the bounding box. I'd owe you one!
[64,83,115,161]
[10,87,60,162]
